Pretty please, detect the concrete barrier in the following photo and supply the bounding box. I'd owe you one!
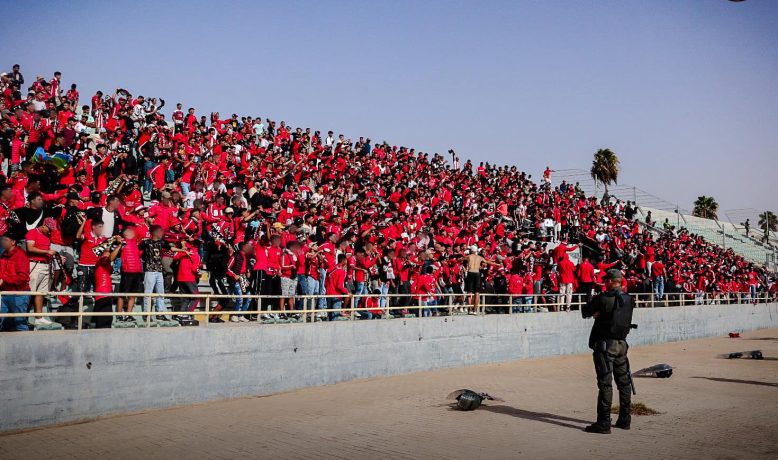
[2,302,776,432]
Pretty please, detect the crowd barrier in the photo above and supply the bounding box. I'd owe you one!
[0,290,773,330]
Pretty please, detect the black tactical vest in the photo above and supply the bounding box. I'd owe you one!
[590,290,634,342]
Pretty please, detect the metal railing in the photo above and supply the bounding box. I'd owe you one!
[0,290,773,331]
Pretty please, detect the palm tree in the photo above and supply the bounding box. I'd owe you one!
[758,211,777,240]
[590,148,619,202]
[692,196,719,220]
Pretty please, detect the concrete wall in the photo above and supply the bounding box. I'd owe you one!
[2,302,777,432]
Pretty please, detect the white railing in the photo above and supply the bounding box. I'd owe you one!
[0,291,773,331]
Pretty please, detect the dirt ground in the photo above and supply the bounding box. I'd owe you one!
[2,329,777,460]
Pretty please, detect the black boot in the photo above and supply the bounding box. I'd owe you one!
[584,419,612,434]
[615,410,631,430]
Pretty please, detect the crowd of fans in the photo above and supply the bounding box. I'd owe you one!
[0,64,775,331]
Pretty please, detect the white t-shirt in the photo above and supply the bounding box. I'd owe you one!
[101,208,115,237]
[253,122,264,136]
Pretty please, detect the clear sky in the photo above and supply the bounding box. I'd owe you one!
[2,0,776,213]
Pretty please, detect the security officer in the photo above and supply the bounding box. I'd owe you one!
[581,269,634,434]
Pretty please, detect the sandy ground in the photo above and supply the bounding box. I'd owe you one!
[1,329,777,460]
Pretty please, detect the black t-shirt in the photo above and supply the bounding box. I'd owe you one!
[138,238,167,272]
[13,206,56,237]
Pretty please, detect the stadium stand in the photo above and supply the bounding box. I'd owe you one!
[0,65,775,331]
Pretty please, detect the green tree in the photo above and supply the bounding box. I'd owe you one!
[758,210,777,237]
[590,148,620,201]
[692,196,719,220]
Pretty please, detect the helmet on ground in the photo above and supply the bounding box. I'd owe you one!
[655,368,673,378]
[455,390,483,411]
[633,363,673,378]
[447,389,502,411]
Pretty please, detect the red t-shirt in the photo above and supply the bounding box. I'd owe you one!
[25,228,51,262]
[354,256,374,283]
[280,251,297,278]
[508,274,524,295]
[174,251,200,282]
[326,267,348,297]
[148,203,177,230]
[181,162,197,183]
[578,261,595,283]
[94,257,113,299]
[253,245,268,271]
[266,246,282,275]
[651,261,665,278]
[558,258,576,284]
[413,273,436,301]
[79,233,106,266]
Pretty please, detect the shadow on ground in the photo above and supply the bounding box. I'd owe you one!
[691,377,778,388]
[444,403,590,430]
[717,357,778,361]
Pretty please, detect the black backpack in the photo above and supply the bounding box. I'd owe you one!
[609,293,634,340]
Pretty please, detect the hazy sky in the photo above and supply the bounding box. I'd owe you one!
[2,0,776,213]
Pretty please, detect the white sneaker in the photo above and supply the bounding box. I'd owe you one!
[36,317,53,325]
[238,316,249,322]
[230,316,240,322]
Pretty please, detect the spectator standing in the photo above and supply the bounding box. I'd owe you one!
[86,194,123,238]
[75,218,106,295]
[9,64,24,87]
[558,255,576,311]
[413,264,437,317]
[464,246,500,312]
[226,241,251,321]
[325,254,349,321]
[0,232,30,331]
[116,226,143,321]
[279,241,299,316]
[93,235,122,328]
[139,225,167,319]
[577,257,596,302]
[507,268,525,313]
[25,221,56,325]
[172,239,201,320]
[651,258,667,301]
